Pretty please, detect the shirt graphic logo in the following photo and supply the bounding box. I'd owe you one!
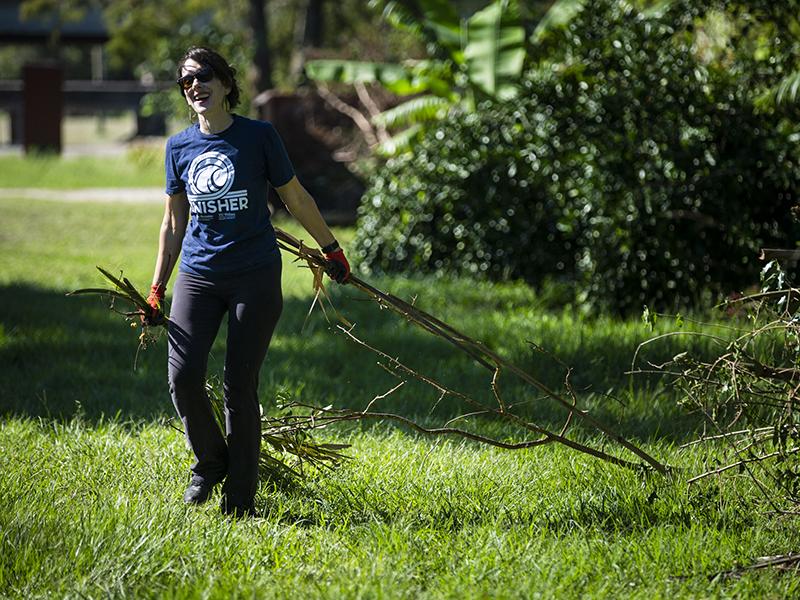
[188,151,235,200]
[186,151,249,219]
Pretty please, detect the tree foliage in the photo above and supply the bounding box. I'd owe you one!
[305,0,530,154]
[15,0,415,115]
[353,0,800,314]
[17,0,253,116]
[102,0,253,116]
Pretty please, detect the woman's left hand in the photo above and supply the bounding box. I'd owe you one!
[324,248,351,283]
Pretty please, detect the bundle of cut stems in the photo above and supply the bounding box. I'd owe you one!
[204,379,350,484]
[69,266,166,325]
[69,266,166,354]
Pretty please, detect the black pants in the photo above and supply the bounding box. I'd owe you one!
[167,260,282,507]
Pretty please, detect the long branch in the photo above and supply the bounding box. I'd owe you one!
[336,325,644,472]
[346,272,667,472]
[679,427,775,448]
[275,228,668,474]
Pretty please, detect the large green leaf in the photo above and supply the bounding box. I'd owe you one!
[641,0,676,19]
[376,123,424,157]
[305,60,427,95]
[378,0,460,49]
[530,0,588,43]
[418,0,460,30]
[755,69,800,110]
[775,70,800,105]
[403,59,458,98]
[372,95,451,129]
[419,0,462,51]
[463,0,526,99]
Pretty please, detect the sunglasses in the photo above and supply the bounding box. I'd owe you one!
[176,65,214,91]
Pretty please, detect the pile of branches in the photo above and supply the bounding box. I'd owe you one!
[632,259,800,512]
[204,379,350,486]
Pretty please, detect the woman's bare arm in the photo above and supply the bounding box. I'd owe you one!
[151,192,189,287]
[275,176,337,248]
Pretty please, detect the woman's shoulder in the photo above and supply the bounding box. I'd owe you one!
[166,124,199,148]
[233,114,278,134]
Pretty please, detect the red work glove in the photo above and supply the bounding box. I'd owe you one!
[143,282,166,326]
[322,241,350,284]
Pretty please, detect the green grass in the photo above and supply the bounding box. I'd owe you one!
[1,196,798,598]
[0,149,164,189]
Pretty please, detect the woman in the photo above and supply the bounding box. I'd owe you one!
[145,47,350,518]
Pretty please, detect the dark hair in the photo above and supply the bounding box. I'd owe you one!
[177,46,240,110]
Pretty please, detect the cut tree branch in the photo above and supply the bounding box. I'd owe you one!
[274,228,669,475]
[687,446,800,485]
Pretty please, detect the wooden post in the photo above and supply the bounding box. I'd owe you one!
[23,63,63,154]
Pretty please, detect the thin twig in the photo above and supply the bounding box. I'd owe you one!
[364,381,406,413]
[687,447,800,485]
[679,427,774,448]
[706,553,800,580]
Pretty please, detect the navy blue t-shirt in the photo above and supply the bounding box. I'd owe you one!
[165,115,295,277]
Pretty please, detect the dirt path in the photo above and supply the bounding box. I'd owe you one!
[0,188,163,203]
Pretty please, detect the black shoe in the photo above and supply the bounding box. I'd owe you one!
[220,496,257,518]
[183,477,216,505]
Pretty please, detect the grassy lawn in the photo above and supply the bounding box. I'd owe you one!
[0,148,164,189]
[1,197,798,598]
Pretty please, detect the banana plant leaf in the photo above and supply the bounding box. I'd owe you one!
[530,0,588,43]
[464,0,526,100]
[305,60,428,96]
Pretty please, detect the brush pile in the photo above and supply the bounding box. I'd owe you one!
[633,259,800,512]
[204,379,350,486]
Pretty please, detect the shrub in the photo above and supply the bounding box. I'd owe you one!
[353,0,800,313]
[354,102,575,284]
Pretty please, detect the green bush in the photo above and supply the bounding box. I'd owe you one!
[355,103,575,283]
[353,0,800,313]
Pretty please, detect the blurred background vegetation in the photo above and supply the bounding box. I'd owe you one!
[1,0,799,315]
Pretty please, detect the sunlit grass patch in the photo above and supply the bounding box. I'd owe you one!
[1,198,799,598]
[0,151,164,189]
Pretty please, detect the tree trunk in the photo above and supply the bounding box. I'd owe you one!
[289,0,324,86]
[304,0,324,47]
[248,0,273,92]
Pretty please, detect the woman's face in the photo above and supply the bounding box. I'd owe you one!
[180,58,231,117]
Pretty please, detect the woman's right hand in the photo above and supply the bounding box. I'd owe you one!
[143,283,166,325]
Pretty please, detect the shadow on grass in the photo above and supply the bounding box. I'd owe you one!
[0,283,702,442]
